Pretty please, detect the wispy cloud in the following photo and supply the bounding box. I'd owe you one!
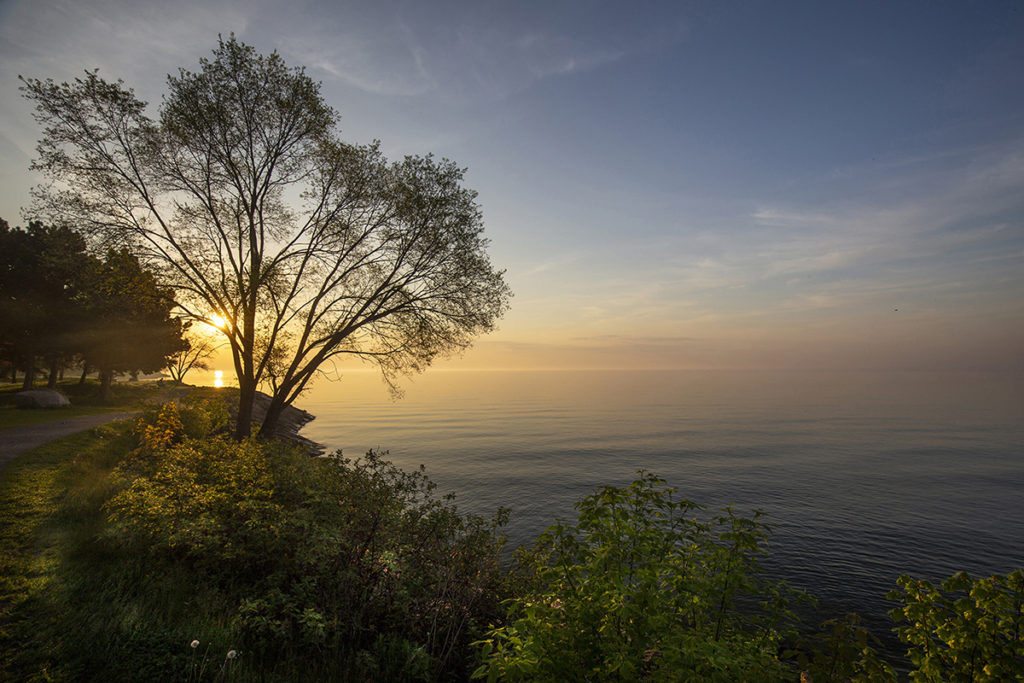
[280,40,434,97]
[527,138,1024,336]
[2,0,249,96]
[516,250,588,277]
[515,30,626,79]
[278,3,679,101]
[568,334,698,346]
[278,25,626,101]
[732,144,1024,318]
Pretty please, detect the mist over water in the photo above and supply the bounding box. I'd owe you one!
[300,368,1024,638]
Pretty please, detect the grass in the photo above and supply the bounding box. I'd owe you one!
[0,403,134,430]
[0,385,253,681]
[0,418,242,682]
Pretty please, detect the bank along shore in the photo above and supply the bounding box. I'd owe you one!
[245,391,324,456]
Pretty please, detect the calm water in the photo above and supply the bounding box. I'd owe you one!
[299,369,1023,638]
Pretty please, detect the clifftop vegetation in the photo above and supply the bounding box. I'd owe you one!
[1,392,1021,681]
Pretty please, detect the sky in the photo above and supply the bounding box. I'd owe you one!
[1,0,1022,371]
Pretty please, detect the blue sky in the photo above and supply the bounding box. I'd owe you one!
[1,0,1022,370]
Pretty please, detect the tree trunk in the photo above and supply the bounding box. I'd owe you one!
[47,358,59,389]
[99,368,113,401]
[258,392,289,439]
[21,360,35,390]
[235,379,256,439]
[79,362,89,385]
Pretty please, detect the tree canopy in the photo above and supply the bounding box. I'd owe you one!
[21,36,511,437]
[0,219,91,388]
[77,248,185,398]
[0,220,184,396]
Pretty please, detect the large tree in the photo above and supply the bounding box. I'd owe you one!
[22,36,511,438]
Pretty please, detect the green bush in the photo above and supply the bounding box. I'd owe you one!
[474,472,801,682]
[8,397,1023,681]
[102,402,509,679]
[888,570,1024,682]
[790,612,896,682]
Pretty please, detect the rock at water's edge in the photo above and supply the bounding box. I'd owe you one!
[14,389,72,409]
[244,392,324,455]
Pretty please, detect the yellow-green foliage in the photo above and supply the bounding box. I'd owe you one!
[140,402,185,451]
[106,435,281,562]
[889,570,1024,682]
[100,401,509,680]
[475,473,800,682]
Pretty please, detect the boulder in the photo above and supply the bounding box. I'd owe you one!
[14,389,72,409]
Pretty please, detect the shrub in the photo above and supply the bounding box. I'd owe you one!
[176,394,232,440]
[103,402,509,679]
[474,472,801,682]
[790,612,896,682]
[105,435,282,569]
[888,569,1024,682]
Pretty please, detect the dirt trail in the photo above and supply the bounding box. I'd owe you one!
[0,413,138,470]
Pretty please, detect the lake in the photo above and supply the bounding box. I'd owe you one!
[298,368,1024,641]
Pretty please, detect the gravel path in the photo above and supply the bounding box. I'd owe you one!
[0,412,138,470]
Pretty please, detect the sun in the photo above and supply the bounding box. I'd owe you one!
[199,313,229,335]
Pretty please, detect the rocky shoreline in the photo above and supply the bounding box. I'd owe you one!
[249,391,325,455]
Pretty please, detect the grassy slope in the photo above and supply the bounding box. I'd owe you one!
[0,403,132,430]
[0,411,243,682]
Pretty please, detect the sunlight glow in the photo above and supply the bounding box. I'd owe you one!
[198,313,229,338]
[214,370,224,388]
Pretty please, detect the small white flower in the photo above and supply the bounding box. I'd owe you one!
[190,640,200,649]
[226,650,237,660]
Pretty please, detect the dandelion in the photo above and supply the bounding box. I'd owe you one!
[226,650,237,659]
[190,639,200,649]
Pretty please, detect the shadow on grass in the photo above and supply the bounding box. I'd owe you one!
[0,420,244,682]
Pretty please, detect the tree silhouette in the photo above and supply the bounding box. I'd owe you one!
[22,36,511,437]
[77,249,185,399]
[0,219,90,389]
[165,321,222,383]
